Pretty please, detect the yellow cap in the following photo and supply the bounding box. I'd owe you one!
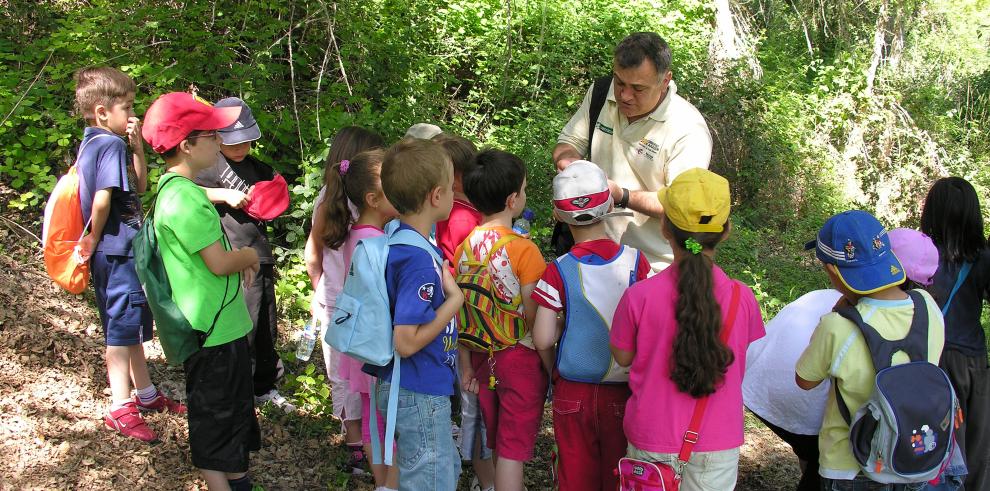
[657,168,731,233]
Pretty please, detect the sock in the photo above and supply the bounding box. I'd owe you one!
[227,475,252,491]
[135,384,159,405]
[110,399,132,411]
[375,487,398,491]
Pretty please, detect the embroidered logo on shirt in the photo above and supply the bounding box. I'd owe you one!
[596,121,613,135]
[635,138,659,161]
[418,283,435,302]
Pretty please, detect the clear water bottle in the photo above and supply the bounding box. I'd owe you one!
[512,208,535,235]
[295,316,321,362]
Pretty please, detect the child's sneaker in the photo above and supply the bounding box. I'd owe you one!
[135,393,187,414]
[255,388,297,413]
[105,402,158,442]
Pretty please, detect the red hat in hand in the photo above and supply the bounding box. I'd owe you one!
[142,93,241,154]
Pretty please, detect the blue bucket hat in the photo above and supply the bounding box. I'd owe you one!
[805,210,905,294]
[215,97,261,145]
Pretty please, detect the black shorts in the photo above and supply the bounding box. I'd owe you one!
[184,336,261,473]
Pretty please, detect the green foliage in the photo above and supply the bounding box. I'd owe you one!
[283,361,334,417]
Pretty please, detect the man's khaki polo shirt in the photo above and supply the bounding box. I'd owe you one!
[557,80,713,271]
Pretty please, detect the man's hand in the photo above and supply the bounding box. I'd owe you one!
[555,156,580,171]
[126,117,144,152]
[607,179,622,202]
[224,189,250,209]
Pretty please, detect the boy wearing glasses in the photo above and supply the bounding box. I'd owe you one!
[142,92,262,491]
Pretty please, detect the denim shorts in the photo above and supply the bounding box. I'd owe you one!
[627,444,739,491]
[377,382,461,490]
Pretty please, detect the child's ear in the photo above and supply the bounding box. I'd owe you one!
[94,104,108,123]
[505,191,518,210]
[365,191,378,210]
[429,186,443,207]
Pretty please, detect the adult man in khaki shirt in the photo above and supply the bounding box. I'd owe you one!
[554,32,712,270]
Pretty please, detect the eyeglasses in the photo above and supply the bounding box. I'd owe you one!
[187,131,218,140]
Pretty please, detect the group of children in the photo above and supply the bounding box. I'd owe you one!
[67,63,989,491]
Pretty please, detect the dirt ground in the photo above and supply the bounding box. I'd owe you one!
[0,185,800,490]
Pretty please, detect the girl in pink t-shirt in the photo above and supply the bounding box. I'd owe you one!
[609,169,764,491]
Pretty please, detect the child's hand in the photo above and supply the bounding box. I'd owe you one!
[441,261,462,302]
[76,233,96,261]
[461,365,479,394]
[224,189,250,209]
[126,117,144,153]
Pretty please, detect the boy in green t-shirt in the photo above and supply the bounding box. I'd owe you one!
[796,210,945,489]
[141,92,261,491]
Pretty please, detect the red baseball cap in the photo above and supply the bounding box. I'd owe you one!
[142,92,241,154]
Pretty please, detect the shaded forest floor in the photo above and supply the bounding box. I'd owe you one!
[0,183,799,490]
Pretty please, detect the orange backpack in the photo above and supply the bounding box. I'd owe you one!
[42,135,108,294]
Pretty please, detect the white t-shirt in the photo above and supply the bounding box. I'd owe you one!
[557,80,712,271]
[742,289,840,435]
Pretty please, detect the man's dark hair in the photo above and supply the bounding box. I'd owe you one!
[614,32,672,76]
[463,149,527,216]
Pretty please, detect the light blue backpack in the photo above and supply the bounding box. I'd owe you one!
[325,224,442,466]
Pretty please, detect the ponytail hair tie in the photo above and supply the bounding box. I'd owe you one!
[338,160,350,175]
[684,237,703,255]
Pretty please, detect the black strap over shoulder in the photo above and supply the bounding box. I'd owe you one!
[832,290,930,424]
[586,75,612,154]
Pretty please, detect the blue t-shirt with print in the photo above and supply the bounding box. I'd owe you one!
[77,127,143,257]
[374,222,458,396]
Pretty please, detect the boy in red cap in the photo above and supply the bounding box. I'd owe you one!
[143,92,262,491]
[73,67,185,443]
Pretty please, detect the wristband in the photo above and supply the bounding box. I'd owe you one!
[617,188,630,209]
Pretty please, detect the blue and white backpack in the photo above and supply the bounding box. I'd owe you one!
[834,290,960,484]
[555,246,640,383]
[325,225,442,466]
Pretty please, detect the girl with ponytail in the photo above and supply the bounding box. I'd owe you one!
[610,168,765,491]
[304,128,401,488]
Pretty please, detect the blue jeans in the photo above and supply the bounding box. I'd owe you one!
[820,477,926,490]
[376,382,461,491]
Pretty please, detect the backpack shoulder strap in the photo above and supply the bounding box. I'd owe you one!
[942,262,973,316]
[389,228,442,265]
[676,282,741,471]
[479,234,520,265]
[586,76,612,158]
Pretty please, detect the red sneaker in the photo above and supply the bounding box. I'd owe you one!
[105,402,158,442]
[135,394,187,415]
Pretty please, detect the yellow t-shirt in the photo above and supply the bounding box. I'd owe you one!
[795,290,944,479]
[557,80,712,271]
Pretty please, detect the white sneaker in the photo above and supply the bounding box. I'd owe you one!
[255,389,297,413]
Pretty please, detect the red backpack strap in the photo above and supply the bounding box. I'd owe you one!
[676,282,742,470]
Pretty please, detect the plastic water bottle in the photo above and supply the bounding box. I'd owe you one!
[295,316,320,362]
[513,208,535,235]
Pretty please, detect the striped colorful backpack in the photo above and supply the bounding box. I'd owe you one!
[455,233,526,352]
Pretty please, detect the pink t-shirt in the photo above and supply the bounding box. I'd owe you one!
[436,198,482,266]
[609,264,765,453]
[336,224,385,394]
